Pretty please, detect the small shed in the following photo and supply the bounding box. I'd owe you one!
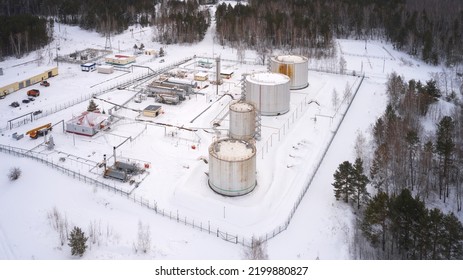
[144,49,158,56]
[220,69,234,79]
[142,105,162,118]
[97,65,114,74]
[194,72,209,81]
[81,62,96,72]
[105,54,136,65]
[197,60,213,68]
[66,111,109,136]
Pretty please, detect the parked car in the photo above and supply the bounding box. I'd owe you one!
[22,99,30,104]
[10,101,20,108]
[27,89,40,97]
[33,110,42,116]
[28,97,35,101]
[40,81,50,87]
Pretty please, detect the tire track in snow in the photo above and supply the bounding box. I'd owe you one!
[0,225,16,259]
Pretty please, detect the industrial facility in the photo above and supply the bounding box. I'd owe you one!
[0,67,58,97]
[229,101,256,140]
[208,138,257,196]
[65,111,110,136]
[105,54,136,65]
[270,55,309,90]
[245,72,291,116]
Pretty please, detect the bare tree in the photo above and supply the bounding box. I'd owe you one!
[135,220,151,254]
[47,207,69,246]
[339,56,347,74]
[244,237,268,260]
[331,89,340,111]
[8,167,21,181]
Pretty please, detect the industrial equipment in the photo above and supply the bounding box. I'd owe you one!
[25,123,52,139]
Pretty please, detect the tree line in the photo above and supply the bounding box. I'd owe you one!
[0,0,155,34]
[0,14,51,58]
[215,0,463,65]
[154,0,210,44]
[333,72,463,259]
[0,0,212,58]
[362,189,463,259]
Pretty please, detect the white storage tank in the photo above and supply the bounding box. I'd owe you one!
[229,101,256,140]
[270,55,309,90]
[208,138,257,196]
[245,72,290,116]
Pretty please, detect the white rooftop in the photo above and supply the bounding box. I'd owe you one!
[274,55,308,63]
[211,139,255,161]
[230,102,254,112]
[247,72,290,85]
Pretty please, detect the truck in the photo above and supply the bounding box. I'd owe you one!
[27,89,40,97]
[25,123,52,139]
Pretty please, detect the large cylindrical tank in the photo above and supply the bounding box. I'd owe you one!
[270,55,309,90]
[208,138,257,196]
[229,101,256,140]
[245,72,290,116]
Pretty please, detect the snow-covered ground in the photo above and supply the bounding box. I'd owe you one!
[0,10,454,260]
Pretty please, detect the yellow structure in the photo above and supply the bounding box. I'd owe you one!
[144,49,158,56]
[142,105,162,118]
[194,72,209,81]
[0,67,58,98]
[105,54,136,65]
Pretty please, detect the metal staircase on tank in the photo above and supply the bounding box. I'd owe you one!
[255,110,261,141]
[240,73,261,141]
[240,73,247,101]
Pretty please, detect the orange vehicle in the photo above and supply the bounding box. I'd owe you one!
[25,123,51,139]
[27,89,40,97]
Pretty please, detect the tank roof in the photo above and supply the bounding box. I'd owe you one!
[274,55,308,63]
[247,72,290,85]
[211,139,255,161]
[230,102,254,112]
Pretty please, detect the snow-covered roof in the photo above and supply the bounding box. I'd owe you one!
[247,72,290,85]
[195,72,208,77]
[144,105,162,112]
[211,139,255,161]
[274,55,308,64]
[221,69,234,75]
[67,111,108,127]
[81,62,95,67]
[97,65,114,70]
[230,102,254,112]
[0,66,57,87]
[106,53,135,59]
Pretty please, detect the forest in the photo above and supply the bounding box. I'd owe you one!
[215,0,463,64]
[1,0,462,64]
[332,71,463,259]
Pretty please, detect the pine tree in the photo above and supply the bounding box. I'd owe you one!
[435,116,455,202]
[405,130,420,191]
[68,226,88,257]
[361,192,390,252]
[332,161,354,203]
[87,99,99,112]
[389,189,427,259]
[428,208,445,259]
[351,158,370,209]
[441,212,463,259]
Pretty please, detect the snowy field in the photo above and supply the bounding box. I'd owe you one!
[0,15,453,260]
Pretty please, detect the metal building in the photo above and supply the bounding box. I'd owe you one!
[245,72,290,116]
[208,138,257,196]
[270,55,309,90]
[229,101,256,140]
